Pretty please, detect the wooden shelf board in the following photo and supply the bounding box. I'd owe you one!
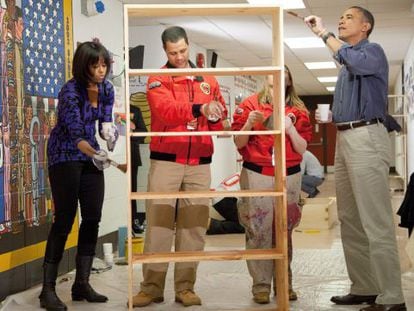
[130,130,281,137]
[128,66,282,77]
[131,248,284,264]
[131,189,283,200]
[126,4,280,17]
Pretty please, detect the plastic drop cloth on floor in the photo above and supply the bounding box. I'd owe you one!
[1,228,414,311]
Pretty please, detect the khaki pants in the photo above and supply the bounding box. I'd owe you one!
[335,123,404,304]
[140,160,210,297]
[238,168,301,294]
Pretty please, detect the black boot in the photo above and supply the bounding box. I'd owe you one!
[39,263,67,311]
[71,255,108,302]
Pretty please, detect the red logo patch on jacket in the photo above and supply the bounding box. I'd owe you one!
[200,82,211,95]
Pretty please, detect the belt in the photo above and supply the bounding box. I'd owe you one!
[336,118,382,131]
[150,151,212,164]
[243,162,301,176]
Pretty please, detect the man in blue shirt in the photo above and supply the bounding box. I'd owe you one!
[304,6,406,311]
[300,150,324,198]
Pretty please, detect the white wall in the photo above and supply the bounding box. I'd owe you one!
[394,35,414,178]
[72,0,128,236]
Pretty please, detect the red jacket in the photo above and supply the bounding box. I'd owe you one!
[231,94,312,176]
[147,63,227,165]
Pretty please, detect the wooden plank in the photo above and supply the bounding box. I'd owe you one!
[275,194,289,310]
[132,248,284,264]
[126,4,280,17]
[131,189,283,200]
[273,9,289,310]
[129,66,282,77]
[130,130,281,137]
[123,6,134,311]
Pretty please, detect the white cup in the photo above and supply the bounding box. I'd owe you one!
[317,104,330,122]
[104,253,114,266]
[103,243,113,255]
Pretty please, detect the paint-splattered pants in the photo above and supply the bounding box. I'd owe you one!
[238,167,302,294]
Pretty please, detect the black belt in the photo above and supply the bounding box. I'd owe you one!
[336,118,382,131]
[150,151,212,164]
[243,162,301,176]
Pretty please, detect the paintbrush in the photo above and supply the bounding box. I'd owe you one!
[287,11,304,20]
[287,11,317,27]
[108,159,127,173]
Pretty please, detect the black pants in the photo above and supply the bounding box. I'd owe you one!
[44,161,104,264]
[131,164,145,225]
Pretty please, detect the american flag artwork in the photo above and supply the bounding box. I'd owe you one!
[22,0,65,98]
[0,0,71,235]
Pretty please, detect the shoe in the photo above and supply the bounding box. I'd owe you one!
[71,255,108,303]
[331,294,377,305]
[253,292,270,304]
[131,291,164,307]
[307,189,320,198]
[175,290,202,306]
[289,289,298,301]
[360,303,406,311]
[39,263,68,311]
[132,219,144,235]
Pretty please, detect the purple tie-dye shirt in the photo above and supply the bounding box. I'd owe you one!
[47,78,114,167]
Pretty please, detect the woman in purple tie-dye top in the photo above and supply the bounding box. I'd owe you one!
[40,41,114,310]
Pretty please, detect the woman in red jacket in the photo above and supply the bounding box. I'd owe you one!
[232,66,312,304]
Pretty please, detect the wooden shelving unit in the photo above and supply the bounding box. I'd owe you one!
[123,4,287,310]
[388,94,408,192]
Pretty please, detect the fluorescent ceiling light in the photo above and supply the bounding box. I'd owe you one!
[304,62,337,70]
[326,86,335,92]
[318,76,338,83]
[284,37,325,49]
[283,0,305,9]
[246,0,305,9]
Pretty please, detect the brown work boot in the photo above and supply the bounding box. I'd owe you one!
[175,289,202,306]
[253,292,270,304]
[289,289,298,301]
[131,291,164,307]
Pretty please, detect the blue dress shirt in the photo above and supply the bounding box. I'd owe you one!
[332,39,388,123]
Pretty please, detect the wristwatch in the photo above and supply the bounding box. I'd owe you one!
[321,32,335,44]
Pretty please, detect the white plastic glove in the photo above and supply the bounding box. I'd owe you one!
[285,115,294,135]
[101,122,113,140]
[101,122,119,151]
[202,101,224,122]
[247,111,265,126]
[92,149,110,170]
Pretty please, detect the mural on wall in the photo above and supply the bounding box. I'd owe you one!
[405,60,414,116]
[0,0,71,237]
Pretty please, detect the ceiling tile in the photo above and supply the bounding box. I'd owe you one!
[125,0,414,95]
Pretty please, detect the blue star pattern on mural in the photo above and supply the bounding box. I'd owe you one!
[23,0,65,98]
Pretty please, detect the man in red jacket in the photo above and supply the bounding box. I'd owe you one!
[132,26,227,308]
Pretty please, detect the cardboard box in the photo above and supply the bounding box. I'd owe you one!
[296,197,338,231]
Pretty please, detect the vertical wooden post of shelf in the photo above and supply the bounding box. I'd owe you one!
[124,5,134,311]
[272,7,289,311]
[403,95,408,193]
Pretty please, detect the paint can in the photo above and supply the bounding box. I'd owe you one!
[125,237,144,258]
